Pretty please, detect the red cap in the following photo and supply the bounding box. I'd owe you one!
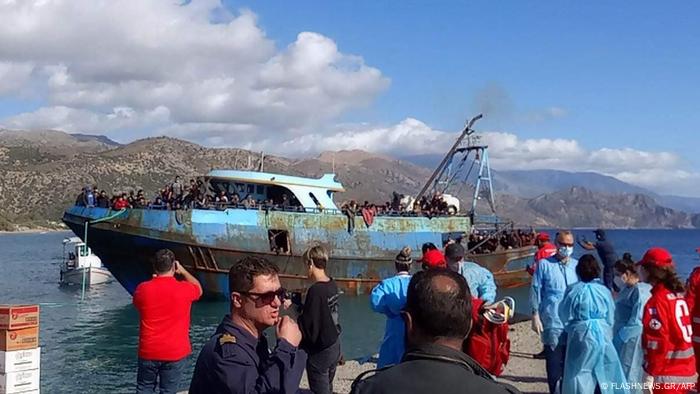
[637,247,674,268]
[536,232,550,242]
[420,249,447,269]
[696,247,700,253]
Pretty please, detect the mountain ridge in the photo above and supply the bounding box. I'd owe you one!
[0,129,697,230]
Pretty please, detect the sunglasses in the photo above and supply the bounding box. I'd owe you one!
[558,242,574,247]
[240,288,288,305]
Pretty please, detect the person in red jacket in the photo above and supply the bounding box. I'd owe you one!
[685,247,700,389]
[526,232,557,276]
[639,247,696,394]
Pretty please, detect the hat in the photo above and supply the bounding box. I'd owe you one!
[637,247,674,268]
[444,243,465,261]
[536,232,550,242]
[395,247,413,265]
[420,249,446,269]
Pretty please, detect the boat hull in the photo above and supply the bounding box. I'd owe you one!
[62,206,532,299]
[61,267,113,286]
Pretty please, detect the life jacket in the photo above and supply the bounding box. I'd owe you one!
[464,297,511,376]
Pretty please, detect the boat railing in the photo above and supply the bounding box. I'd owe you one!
[93,202,470,218]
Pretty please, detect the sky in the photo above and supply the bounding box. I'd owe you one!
[0,1,699,196]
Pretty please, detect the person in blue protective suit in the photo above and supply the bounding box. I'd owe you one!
[612,254,652,394]
[445,243,496,304]
[370,247,413,368]
[559,253,628,394]
[529,230,579,394]
[579,229,619,291]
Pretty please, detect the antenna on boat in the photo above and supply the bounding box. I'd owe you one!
[332,153,336,173]
[259,151,265,172]
[415,114,483,202]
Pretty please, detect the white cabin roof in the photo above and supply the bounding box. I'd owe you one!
[206,170,345,192]
[206,170,343,211]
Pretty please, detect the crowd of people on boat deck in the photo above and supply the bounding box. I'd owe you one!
[73,176,304,211]
[467,228,538,253]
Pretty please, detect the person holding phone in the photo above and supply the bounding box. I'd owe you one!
[133,249,203,394]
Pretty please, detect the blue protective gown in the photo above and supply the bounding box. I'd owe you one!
[613,282,652,394]
[559,280,628,394]
[529,257,579,346]
[458,261,497,303]
[370,273,412,368]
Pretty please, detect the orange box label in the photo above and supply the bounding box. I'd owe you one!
[0,305,39,330]
[0,327,39,352]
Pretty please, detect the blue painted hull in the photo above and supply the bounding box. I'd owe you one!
[63,206,529,299]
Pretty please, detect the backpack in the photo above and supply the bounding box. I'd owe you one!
[463,297,511,376]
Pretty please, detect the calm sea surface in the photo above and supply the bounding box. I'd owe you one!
[1,229,699,393]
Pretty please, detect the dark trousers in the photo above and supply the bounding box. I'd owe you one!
[544,344,565,394]
[136,357,187,394]
[306,340,341,394]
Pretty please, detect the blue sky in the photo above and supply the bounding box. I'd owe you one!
[229,1,700,160]
[0,1,698,195]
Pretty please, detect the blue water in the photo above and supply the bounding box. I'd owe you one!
[1,229,699,393]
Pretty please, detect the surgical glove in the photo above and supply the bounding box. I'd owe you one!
[531,313,543,335]
[642,374,654,394]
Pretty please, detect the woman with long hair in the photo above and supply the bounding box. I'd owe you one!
[638,247,696,394]
[613,253,652,394]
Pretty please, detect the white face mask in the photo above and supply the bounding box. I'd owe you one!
[558,246,574,258]
[614,275,625,289]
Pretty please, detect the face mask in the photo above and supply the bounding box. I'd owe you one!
[558,246,574,258]
[614,275,625,289]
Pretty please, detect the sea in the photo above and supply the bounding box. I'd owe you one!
[1,229,699,393]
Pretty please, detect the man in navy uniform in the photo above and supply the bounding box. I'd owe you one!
[189,256,307,394]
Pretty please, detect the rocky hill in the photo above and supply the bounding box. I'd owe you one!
[0,130,697,230]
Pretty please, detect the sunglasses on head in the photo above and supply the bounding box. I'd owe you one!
[240,288,288,305]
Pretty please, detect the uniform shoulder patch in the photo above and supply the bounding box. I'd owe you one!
[649,318,662,330]
[219,333,237,346]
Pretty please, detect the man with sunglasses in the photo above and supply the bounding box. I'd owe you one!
[189,256,307,394]
[529,230,579,394]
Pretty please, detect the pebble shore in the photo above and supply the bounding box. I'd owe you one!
[298,321,549,394]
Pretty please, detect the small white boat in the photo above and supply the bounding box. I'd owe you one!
[60,237,112,286]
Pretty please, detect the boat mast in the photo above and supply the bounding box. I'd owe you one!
[415,114,483,202]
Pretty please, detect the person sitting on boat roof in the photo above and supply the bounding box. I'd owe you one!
[370,247,413,368]
[445,243,496,304]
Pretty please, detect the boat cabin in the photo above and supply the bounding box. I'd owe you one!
[62,237,102,269]
[206,170,344,212]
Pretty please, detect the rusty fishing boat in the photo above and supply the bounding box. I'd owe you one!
[62,114,534,298]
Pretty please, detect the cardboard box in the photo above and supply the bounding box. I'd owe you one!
[0,307,39,331]
[0,349,40,374]
[0,329,38,352]
[0,368,40,394]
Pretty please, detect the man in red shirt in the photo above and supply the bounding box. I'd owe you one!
[133,249,202,394]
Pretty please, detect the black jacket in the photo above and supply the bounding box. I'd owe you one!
[350,343,521,394]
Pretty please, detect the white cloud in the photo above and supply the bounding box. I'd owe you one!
[0,0,389,140]
[277,118,699,196]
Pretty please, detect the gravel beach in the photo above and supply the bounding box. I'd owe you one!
[299,321,549,394]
